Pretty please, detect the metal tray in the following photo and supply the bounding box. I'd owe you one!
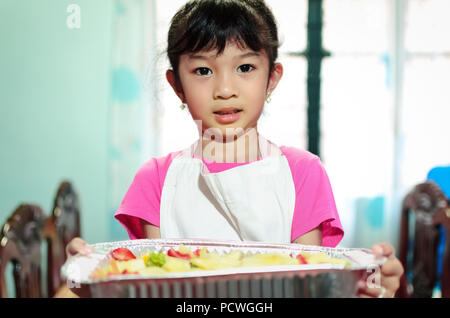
[61,238,386,298]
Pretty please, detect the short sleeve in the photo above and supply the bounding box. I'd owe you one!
[114,152,180,239]
[281,147,344,247]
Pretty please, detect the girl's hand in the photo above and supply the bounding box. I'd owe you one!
[357,242,404,298]
[62,237,95,298]
[65,237,94,259]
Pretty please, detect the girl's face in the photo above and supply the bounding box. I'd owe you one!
[167,42,283,139]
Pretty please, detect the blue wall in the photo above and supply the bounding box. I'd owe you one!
[0,0,114,244]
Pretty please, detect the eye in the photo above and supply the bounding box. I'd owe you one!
[195,67,212,76]
[237,64,254,73]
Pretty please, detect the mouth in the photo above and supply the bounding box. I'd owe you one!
[213,108,243,115]
[213,108,243,124]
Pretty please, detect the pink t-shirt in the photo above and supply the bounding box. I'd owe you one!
[115,146,344,247]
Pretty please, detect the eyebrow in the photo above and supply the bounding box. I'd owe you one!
[188,51,261,60]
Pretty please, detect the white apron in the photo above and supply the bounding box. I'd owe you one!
[159,135,296,243]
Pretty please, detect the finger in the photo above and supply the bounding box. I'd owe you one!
[358,282,392,298]
[358,289,390,298]
[362,285,392,298]
[357,278,379,298]
[65,237,94,258]
[358,290,381,298]
[381,276,401,295]
[380,258,404,277]
[371,242,396,259]
[357,282,380,298]
[357,279,378,298]
[358,274,399,298]
[358,293,372,298]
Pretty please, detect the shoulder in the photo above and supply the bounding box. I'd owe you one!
[278,145,332,193]
[138,150,182,173]
[280,145,319,161]
[134,150,183,183]
[279,145,323,175]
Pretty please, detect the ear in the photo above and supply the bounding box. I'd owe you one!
[266,62,283,95]
[166,69,185,102]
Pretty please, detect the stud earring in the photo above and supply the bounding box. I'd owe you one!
[180,103,187,110]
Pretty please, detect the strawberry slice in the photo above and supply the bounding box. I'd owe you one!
[193,249,201,257]
[111,247,136,261]
[167,248,191,260]
[296,254,308,264]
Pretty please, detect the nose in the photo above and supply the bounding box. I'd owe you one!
[213,71,238,100]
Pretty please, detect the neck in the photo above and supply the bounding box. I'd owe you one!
[196,128,261,163]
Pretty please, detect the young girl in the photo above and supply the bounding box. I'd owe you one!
[68,0,403,298]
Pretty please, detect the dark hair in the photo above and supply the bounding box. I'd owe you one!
[167,0,279,81]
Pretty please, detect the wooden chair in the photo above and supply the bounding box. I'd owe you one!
[0,181,81,298]
[44,181,81,297]
[434,197,450,297]
[397,181,450,297]
[0,204,47,298]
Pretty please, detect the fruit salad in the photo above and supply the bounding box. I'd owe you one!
[90,245,350,280]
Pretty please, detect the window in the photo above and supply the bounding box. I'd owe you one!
[321,0,392,247]
[401,0,450,189]
[321,0,450,247]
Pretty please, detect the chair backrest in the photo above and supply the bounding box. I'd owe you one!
[432,198,450,297]
[0,182,82,298]
[427,166,450,298]
[45,181,81,297]
[0,204,46,298]
[397,182,449,297]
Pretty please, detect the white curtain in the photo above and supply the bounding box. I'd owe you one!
[108,0,158,240]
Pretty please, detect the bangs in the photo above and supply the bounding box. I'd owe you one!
[168,0,278,67]
[179,1,265,55]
